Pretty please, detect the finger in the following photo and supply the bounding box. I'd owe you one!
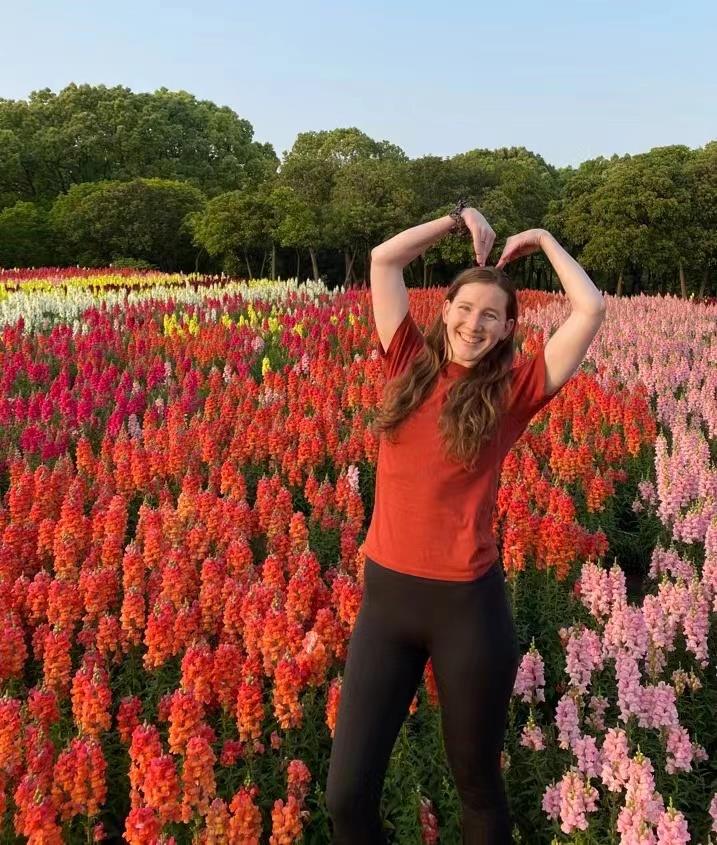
[486,230,496,260]
[478,241,489,267]
[471,232,483,266]
[496,251,509,270]
[480,233,494,266]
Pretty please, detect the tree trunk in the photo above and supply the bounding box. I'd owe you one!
[679,259,687,298]
[308,247,319,282]
[344,249,356,285]
[423,256,429,288]
[698,269,708,300]
[271,242,276,280]
[616,271,623,297]
[259,250,267,278]
[428,264,434,286]
[631,267,640,295]
[243,249,253,279]
[194,250,201,274]
[296,249,300,280]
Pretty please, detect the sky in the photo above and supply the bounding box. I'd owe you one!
[1,0,715,168]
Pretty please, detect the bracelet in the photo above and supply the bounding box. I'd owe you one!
[448,199,469,234]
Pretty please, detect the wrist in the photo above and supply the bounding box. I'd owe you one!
[538,229,554,249]
[447,199,470,234]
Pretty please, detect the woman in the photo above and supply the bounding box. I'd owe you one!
[325,202,606,844]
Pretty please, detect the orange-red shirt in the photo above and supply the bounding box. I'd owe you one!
[360,309,567,581]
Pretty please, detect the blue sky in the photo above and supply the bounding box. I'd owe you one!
[2,0,714,168]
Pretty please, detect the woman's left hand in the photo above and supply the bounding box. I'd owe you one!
[496,229,549,269]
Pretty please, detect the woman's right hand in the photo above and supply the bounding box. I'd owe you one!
[458,208,496,268]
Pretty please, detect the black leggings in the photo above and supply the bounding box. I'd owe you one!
[326,556,521,845]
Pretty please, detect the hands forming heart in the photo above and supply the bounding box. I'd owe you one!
[495,229,547,270]
[458,208,547,270]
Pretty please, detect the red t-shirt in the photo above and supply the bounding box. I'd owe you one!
[360,309,567,581]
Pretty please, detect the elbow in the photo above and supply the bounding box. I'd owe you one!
[576,294,606,317]
[371,245,398,266]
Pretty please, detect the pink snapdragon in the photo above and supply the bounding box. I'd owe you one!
[638,682,678,730]
[604,604,648,662]
[573,735,602,779]
[664,726,694,775]
[564,625,604,693]
[617,754,665,834]
[648,546,694,582]
[615,653,643,722]
[600,728,631,793]
[557,770,599,834]
[642,593,677,653]
[519,713,545,751]
[578,561,627,621]
[655,803,691,844]
[542,782,561,822]
[682,580,710,667]
[513,642,545,704]
[587,695,609,732]
[555,694,581,750]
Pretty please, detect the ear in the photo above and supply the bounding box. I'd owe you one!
[502,318,515,339]
[442,300,450,322]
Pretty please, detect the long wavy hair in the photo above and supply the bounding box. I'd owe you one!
[371,266,519,471]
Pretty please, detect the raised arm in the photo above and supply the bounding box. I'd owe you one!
[370,208,495,352]
[497,228,606,394]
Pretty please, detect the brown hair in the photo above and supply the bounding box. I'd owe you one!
[371,266,518,471]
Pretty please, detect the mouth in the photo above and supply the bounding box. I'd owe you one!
[457,332,484,346]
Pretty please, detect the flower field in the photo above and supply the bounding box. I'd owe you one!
[0,268,716,844]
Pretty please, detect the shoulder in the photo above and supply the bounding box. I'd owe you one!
[378,310,427,382]
[504,340,567,428]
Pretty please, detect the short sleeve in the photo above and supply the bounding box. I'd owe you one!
[378,310,426,382]
[504,343,567,439]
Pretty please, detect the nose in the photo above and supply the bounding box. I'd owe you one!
[464,317,486,332]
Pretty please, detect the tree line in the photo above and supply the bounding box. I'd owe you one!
[0,84,715,297]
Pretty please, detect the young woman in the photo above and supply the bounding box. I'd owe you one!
[325,202,606,844]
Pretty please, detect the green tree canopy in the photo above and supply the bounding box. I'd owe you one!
[50,178,205,269]
[0,84,278,208]
[189,189,274,277]
[0,201,56,268]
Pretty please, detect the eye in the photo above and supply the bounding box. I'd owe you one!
[487,313,497,319]
[460,306,470,311]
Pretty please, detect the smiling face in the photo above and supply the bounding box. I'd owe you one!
[441,282,515,367]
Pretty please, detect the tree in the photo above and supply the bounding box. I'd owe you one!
[189,189,274,277]
[50,178,205,269]
[326,157,415,285]
[546,149,696,296]
[275,128,409,280]
[0,201,56,267]
[269,185,322,281]
[685,142,717,299]
[0,84,278,208]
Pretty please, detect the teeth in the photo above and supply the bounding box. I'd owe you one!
[459,333,481,345]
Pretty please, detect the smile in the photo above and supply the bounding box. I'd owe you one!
[458,332,482,345]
